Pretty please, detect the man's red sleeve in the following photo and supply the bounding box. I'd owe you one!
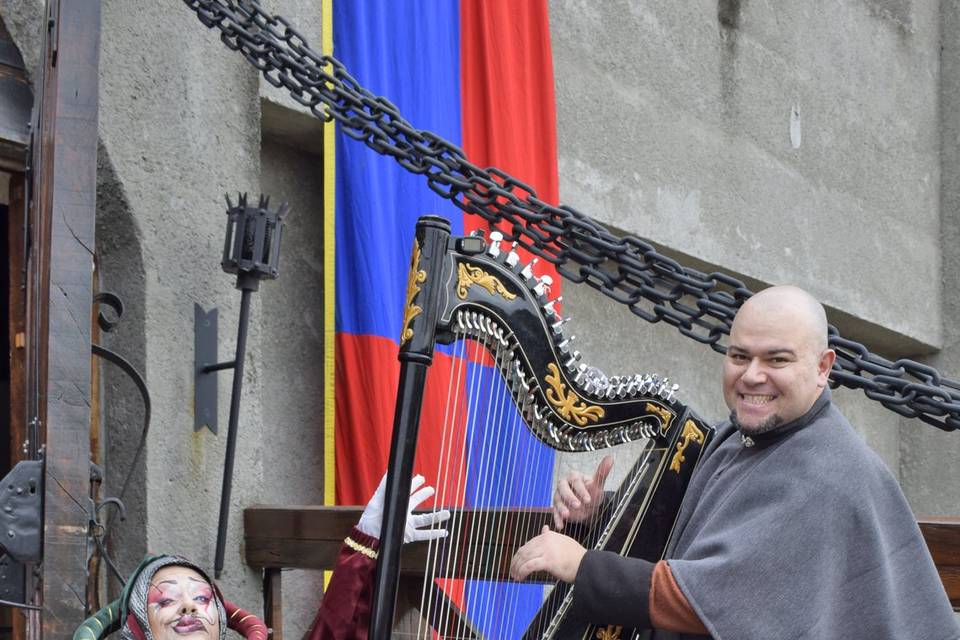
[305,527,379,640]
[649,560,709,635]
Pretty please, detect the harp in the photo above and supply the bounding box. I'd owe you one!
[371,216,715,640]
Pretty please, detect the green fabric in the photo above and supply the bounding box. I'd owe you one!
[72,598,122,640]
[72,553,165,640]
[118,554,164,626]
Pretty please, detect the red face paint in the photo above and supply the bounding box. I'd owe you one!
[146,566,220,639]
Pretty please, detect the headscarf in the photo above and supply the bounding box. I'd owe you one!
[119,555,227,640]
[73,554,267,640]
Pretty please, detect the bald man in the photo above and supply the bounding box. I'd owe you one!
[511,286,959,639]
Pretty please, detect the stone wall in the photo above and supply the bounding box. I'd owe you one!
[550,0,956,517]
[0,0,956,633]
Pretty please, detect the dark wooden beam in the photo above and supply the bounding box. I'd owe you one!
[244,505,553,580]
[918,517,960,608]
[246,507,960,610]
[31,1,101,636]
[8,174,26,466]
[263,568,282,640]
[7,174,27,640]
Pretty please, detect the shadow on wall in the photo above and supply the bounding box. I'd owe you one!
[95,141,149,599]
[717,0,744,125]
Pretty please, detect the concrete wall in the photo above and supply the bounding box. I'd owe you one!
[259,138,326,637]
[1,0,957,631]
[551,0,942,354]
[899,0,960,517]
[96,0,266,610]
[550,0,956,516]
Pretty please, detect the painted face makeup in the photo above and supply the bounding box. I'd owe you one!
[146,566,221,639]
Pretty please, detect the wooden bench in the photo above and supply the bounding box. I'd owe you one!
[245,508,960,638]
[918,517,960,608]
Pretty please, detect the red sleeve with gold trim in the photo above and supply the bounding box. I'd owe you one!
[222,599,268,640]
[305,527,379,640]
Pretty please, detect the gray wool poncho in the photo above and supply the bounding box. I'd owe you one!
[575,389,959,640]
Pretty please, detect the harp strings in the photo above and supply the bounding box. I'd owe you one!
[418,333,559,639]
[416,332,665,639]
[419,329,468,639]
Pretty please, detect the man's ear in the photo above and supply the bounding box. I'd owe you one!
[817,349,836,387]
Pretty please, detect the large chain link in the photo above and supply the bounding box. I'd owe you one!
[184,0,960,432]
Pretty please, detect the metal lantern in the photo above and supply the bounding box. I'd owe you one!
[197,192,290,577]
[221,193,288,289]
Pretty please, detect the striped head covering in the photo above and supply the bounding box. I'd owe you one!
[73,554,266,640]
[119,556,227,640]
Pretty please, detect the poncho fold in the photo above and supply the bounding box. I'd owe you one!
[661,389,958,640]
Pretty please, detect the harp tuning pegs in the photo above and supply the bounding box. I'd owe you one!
[551,316,570,334]
[505,244,520,268]
[637,375,651,394]
[543,295,562,316]
[534,274,553,298]
[520,257,539,280]
[487,230,504,258]
[664,383,680,402]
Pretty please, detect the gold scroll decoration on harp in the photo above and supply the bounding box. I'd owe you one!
[645,402,675,435]
[670,419,706,473]
[400,239,427,346]
[596,625,624,640]
[456,261,517,301]
[545,362,605,426]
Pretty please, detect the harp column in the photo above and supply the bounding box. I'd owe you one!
[370,216,452,640]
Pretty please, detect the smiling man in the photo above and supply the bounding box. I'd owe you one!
[723,286,834,439]
[511,285,959,639]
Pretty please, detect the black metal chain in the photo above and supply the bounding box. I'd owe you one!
[183,0,960,432]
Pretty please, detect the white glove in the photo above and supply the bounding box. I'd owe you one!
[357,473,451,543]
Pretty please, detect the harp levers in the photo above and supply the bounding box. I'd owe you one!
[371,217,715,640]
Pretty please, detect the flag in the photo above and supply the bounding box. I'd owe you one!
[324,2,560,636]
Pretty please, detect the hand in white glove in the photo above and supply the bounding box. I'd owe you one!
[356,474,451,543]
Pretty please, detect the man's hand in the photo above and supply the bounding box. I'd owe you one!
[357,473,451,543]
[510,525,587,583]
[553,455,614,530]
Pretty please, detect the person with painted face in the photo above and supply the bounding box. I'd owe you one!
[510,285,959,639]
[73,474,449,640]
[72,555,266,640]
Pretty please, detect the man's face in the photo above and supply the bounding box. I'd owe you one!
[147,566,220,640]
[722,306,832,434]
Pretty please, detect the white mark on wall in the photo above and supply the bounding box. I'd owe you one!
[790,104,802,149]
[656,186,701,235]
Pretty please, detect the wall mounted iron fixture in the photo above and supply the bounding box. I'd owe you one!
[194,193,289,577]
